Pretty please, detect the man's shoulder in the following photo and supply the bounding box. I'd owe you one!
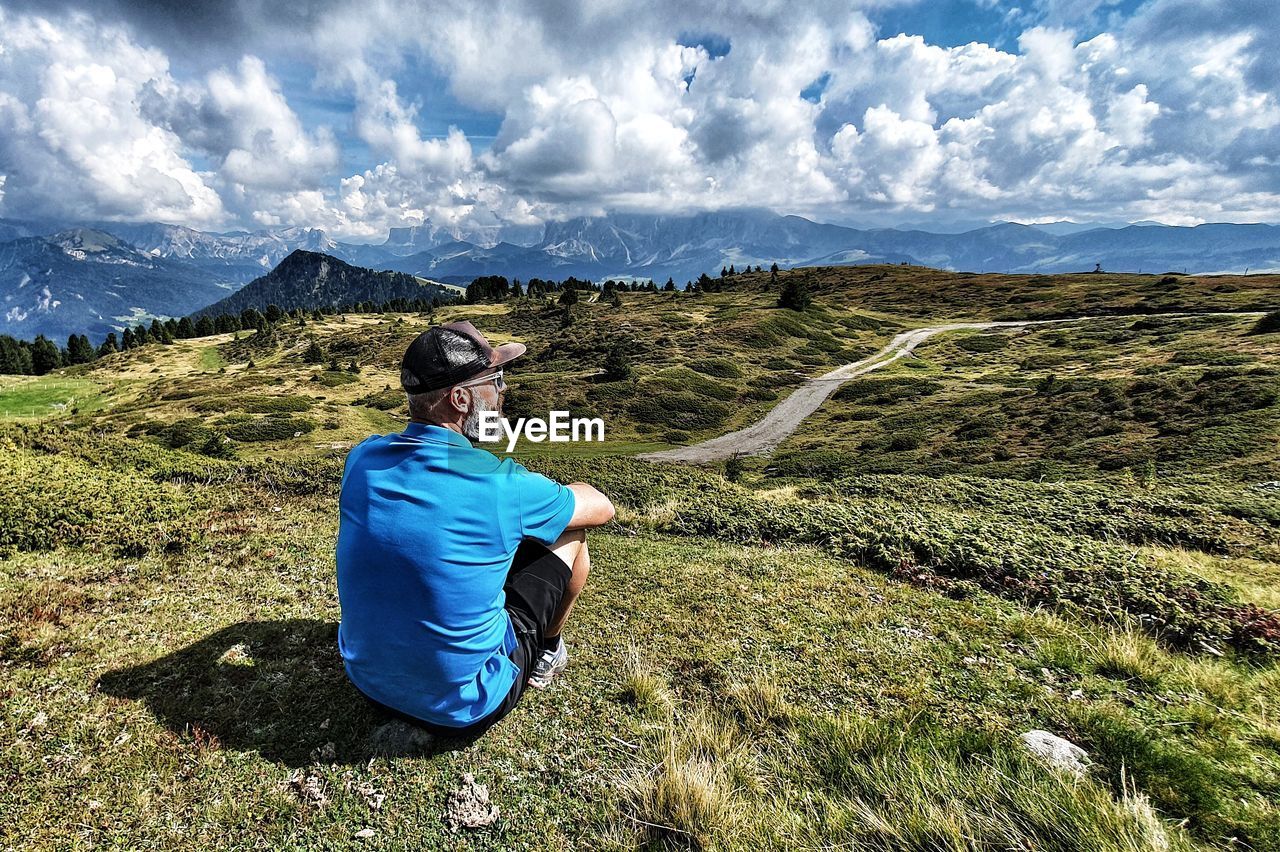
[345,432,388,463]
[345,431,520,478]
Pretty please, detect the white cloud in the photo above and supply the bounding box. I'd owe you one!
[352,79,473,177]
[1,0,1278,237]
[0,10,225,226]
[203,57,339,190]
[1105,84,1158,148]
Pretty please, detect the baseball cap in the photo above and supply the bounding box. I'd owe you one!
[400,320,526,393]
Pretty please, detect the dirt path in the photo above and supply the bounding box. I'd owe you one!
[637,311,1266,464]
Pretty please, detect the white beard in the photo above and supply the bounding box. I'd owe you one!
[461,390,496,441]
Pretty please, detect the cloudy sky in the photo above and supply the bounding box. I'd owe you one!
[0,0,1276,241]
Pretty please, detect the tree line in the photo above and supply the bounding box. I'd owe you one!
[0,295,446,376]
[0,264,790,376]
[463,264,774,305]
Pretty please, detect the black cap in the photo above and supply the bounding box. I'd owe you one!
[400,320,526,393]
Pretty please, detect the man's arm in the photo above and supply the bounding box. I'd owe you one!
[564,482,615,530]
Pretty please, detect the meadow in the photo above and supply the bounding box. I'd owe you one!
[2,265,1279,850]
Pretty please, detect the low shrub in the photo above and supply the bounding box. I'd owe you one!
[630,393,731,431]
[767,450,862,479]
[528,457,1280,658]
[834,376,941,405]
[354,389,405,411]
[1170,350,1256,367]
[192,394,314,414]
[955,334,1009,353]
[148,418,213,449]
[226,416,317,443]
[0,445,193,556]
[687,495,1277,656]
[648,368,739,401]
[310,371,359,387]
[888,430,926,451]
[1248,310,1280,335]
[693,357,744,379]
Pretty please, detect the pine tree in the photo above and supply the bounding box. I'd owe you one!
[31,335,61,375]
[0,335,33,374]
[150,318,173,344]
[664,278,676,291]
[198,434,236,459]
[558,286,579,306]
[98,333,119,357]
[602,344,632,381]
[241,308,266,331]
[303,338,327,364]
[66,334,95,364]
[777,275,812,311]
[195,316,216,337]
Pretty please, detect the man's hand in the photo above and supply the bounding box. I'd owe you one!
[565,482,615,529]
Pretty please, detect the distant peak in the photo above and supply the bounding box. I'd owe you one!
[51,227,125,252]
[275,248,338,267]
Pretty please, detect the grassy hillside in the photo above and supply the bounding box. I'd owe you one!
[2,266,1279,850]
[772,312,1280,480]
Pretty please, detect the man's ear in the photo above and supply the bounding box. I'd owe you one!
[449,385,471,413]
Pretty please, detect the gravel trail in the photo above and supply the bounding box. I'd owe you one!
[637,311,1266,464]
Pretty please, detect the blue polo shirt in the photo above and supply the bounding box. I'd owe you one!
[336,422,576,727]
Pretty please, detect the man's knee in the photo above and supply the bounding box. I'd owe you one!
[554,528,586,546]
[548,528,587,570]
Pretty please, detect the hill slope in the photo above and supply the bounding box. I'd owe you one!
[2,265,1279,850]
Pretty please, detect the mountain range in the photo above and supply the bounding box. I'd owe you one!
[3,210,1279,342]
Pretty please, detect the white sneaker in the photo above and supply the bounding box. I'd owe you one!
[527,638,569,689]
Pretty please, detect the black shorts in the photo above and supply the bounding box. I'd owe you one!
[361,539,571,738]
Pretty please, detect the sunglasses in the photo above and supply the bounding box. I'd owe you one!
[456,369,506,392]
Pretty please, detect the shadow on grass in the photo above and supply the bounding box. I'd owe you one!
[98,618,482,767]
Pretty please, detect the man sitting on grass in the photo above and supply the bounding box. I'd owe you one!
[336,321,615,737]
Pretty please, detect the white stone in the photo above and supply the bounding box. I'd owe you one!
[1019,730,1090,775]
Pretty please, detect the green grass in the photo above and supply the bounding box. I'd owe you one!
[2,266,1279,849]
[198,344,227,371]
[0,376,103,419]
